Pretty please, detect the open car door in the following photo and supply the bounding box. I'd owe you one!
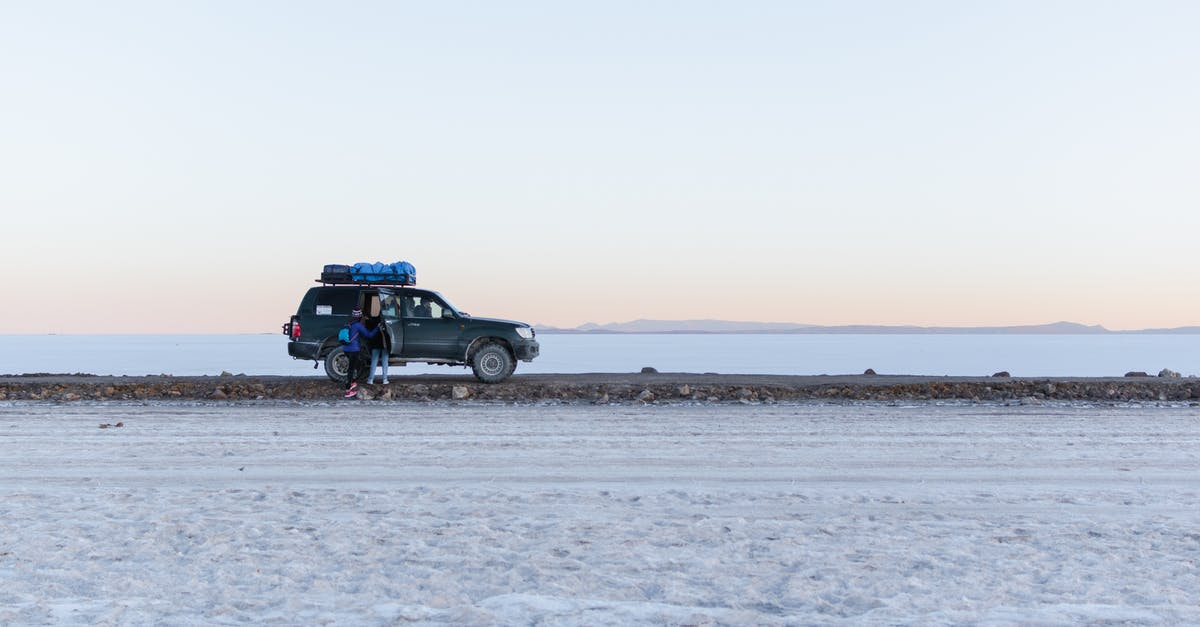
[376,289,404,355]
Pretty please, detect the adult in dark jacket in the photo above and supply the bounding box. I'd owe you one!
[366,315,389,385]
[342,308,379,398]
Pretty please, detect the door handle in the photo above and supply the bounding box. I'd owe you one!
[407,323,420,327]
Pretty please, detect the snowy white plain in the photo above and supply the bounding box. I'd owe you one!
[1,401,1199,625]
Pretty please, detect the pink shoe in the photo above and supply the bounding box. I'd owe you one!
[344,388,357,398]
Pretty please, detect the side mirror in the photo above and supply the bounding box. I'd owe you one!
[442,309,456,319]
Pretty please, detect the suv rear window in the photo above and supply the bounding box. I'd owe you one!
[314,289,359,315]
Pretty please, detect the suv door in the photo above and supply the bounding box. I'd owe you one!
[376,289,404,354]
[397,293,461,359]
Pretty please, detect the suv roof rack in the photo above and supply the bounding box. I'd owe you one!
[316,278,417,287]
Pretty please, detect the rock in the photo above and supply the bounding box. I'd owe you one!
[706,396,720,402]
[358,387,374,400]
[992,371,1011,378]
[1125,371,1150,378]
[452,385,470,400]
[1158,369,1181,378]
[636,389,655,403]
[640,367,658,374]
[210,389,227,400]
[677,384,691,397]
[594,391,609,404]
[863,369,877,376]
[220,371,233,377]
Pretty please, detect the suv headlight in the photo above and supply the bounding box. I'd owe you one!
[516,327,534,339]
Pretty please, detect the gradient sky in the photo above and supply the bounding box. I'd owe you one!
[2,1,1197,333]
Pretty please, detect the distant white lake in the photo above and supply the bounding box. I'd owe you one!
[2,334,1198,378]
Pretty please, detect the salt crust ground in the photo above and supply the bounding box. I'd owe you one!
[1,401,1198,625]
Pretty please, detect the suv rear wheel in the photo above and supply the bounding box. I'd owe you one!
[324,347,369,384]
[471,342,515,383]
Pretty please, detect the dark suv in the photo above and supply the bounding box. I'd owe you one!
[282,284,539,383]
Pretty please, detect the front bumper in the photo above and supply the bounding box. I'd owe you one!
[513,340,539,362]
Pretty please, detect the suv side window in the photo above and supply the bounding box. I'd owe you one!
[381,295,399,318]
[404,295,447,319]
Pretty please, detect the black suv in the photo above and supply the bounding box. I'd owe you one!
[282,284,539,383]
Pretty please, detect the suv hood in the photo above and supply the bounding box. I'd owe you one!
[466,316,530,328]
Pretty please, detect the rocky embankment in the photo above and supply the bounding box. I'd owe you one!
[2,373,1199,404]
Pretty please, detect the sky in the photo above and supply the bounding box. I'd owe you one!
[1,1,1197,333]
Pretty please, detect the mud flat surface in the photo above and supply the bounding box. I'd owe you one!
[2,373,1198,403]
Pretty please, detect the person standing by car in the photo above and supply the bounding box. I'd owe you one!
[342,308,379,398]
[367,314,389,385]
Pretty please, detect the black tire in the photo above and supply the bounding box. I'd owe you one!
[470,342,515,383]
[324,347,370,384]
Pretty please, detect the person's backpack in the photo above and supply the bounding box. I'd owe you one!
[337,324,352,344]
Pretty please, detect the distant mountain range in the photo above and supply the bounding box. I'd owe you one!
[537,319,1200,334]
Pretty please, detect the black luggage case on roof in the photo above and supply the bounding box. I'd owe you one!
[321,264,352,284]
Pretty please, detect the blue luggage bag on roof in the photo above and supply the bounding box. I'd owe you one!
[391,261,416,283]
[349,262,374,281]
[368,262,388,281]
[347,260,416,284]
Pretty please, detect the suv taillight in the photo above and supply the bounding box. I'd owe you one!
[291,319,301,340]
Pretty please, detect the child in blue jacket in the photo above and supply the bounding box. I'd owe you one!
[342,308,380,398]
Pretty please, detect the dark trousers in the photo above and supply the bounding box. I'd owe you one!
[345,350,362,389]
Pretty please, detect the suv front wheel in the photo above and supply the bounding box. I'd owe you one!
[471,342,515,383]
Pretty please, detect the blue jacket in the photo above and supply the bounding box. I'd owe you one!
[343,320,379,353]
